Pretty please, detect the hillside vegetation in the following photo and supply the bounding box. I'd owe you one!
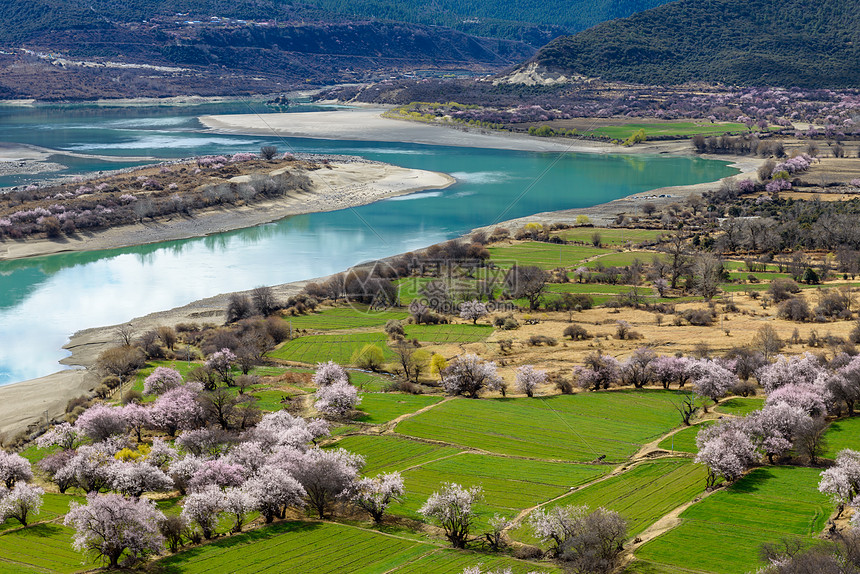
[529,0,860,87]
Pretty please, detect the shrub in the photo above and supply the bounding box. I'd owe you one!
[778,297,811,322]
[563,324,590,340]
[768,278,801,302]
[528,335,557,346]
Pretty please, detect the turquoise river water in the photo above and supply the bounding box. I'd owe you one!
[0,101,737,384]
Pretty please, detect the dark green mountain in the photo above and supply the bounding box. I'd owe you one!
[528,0,860,87]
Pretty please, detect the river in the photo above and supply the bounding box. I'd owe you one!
[0,101,737,384]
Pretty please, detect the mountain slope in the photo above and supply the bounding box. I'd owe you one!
[527,0,860,87]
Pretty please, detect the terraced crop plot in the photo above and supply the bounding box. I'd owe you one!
[823,416,860,458]
[156,522,428,574]
[584,122,748,139]
[657,423,712,454]
[636,466,833,574]
[0,523,95,573]
[548,283,638,295]
[332,435,462,475]
[584,252,668,268]
[403,324,493,343]
[512,459,706,542]
[396,392,683,462]
[388,548,559,574]
[268,333,393,365]
[488,243,610,269]
[553,228,664,246]
[283,307,408,330]
[356,393,444,424]
[393,453,607,530]
[715,397,764,416]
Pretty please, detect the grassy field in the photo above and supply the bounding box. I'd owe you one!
[283,307,409,331]
[547,282,640,295]
[331,435,462,475]
[396,392,684,462]
[488,243,610,269]
[355,393,444,424]
[822,416,860,458]
[403,324,493,343]
[583,122,748,139]
[268,333,394,365]
[636,466,833,574]
[512,459,706,542]
[553,228,664,246]
[392,454,608,530]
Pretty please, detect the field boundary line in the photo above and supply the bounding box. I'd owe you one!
[322,519,448,548]
[379,548,441,574]
[386,396,455,428]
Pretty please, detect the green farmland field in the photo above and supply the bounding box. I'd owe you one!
[0,522,95,573]
[488,243,610,269]
[283,307,409,331]
[657,423,712,454]
[584,252,668,269]
[715,397,764,416]
[392,454,608,529]
[355,393,444,424]
[823,416,860,458]
[157,521,556,574]
[583,122,748,139]
[554,228,664,246]
[403,324,493,343]
[636,466,833,574]
[332,435,462,475]
[512,459,706,542]
[396,392,683,462]
[269,333,394,365]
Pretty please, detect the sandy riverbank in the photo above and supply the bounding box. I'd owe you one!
[0,160,454,260]
[201,109,703,155]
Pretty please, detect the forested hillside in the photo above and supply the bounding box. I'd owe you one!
[0,0,674,46]
[529,0,860,87]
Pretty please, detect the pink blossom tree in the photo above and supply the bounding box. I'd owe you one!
[515,365,547,397]
[756,353,823,393]
[74,404,128,442]
[744,403,808,463]
[621,347,656,388]
[149,386,203,436]
[0,451,33,488]
[187,459,246,493]
[122,403,150,443]
[243,467,305,523]
[108,462,173,499]
[575,353,621,391]
[0,483,44,526]
[418,482,483,548]
[55,442,117,493]
[143,367,183,395]
[765,383,828,417]
[352,472,405,523]
[689,360,737,410]
[288,448,364,518]
[441,354,503,398]
[206,348,238,385]
[650,356,692,389]
[65,493,165,568]
[695,420,758,487]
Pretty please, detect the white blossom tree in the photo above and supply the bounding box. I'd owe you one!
[181,485,225,539]
[108,462,173,499]
[441,355,503,398]
[288,448,364,518]
[222,487,257,532]
[312,361,348,386]
[314,381,361,418]
[459,300,488,324]
[418,482,483,548]
[64,493,165,568]
[515,365,547,398]
[695,420,758,488]
[243,467,306,523]
[0,451,33,488]
[0,483,44,526]
[352,472,405,523]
